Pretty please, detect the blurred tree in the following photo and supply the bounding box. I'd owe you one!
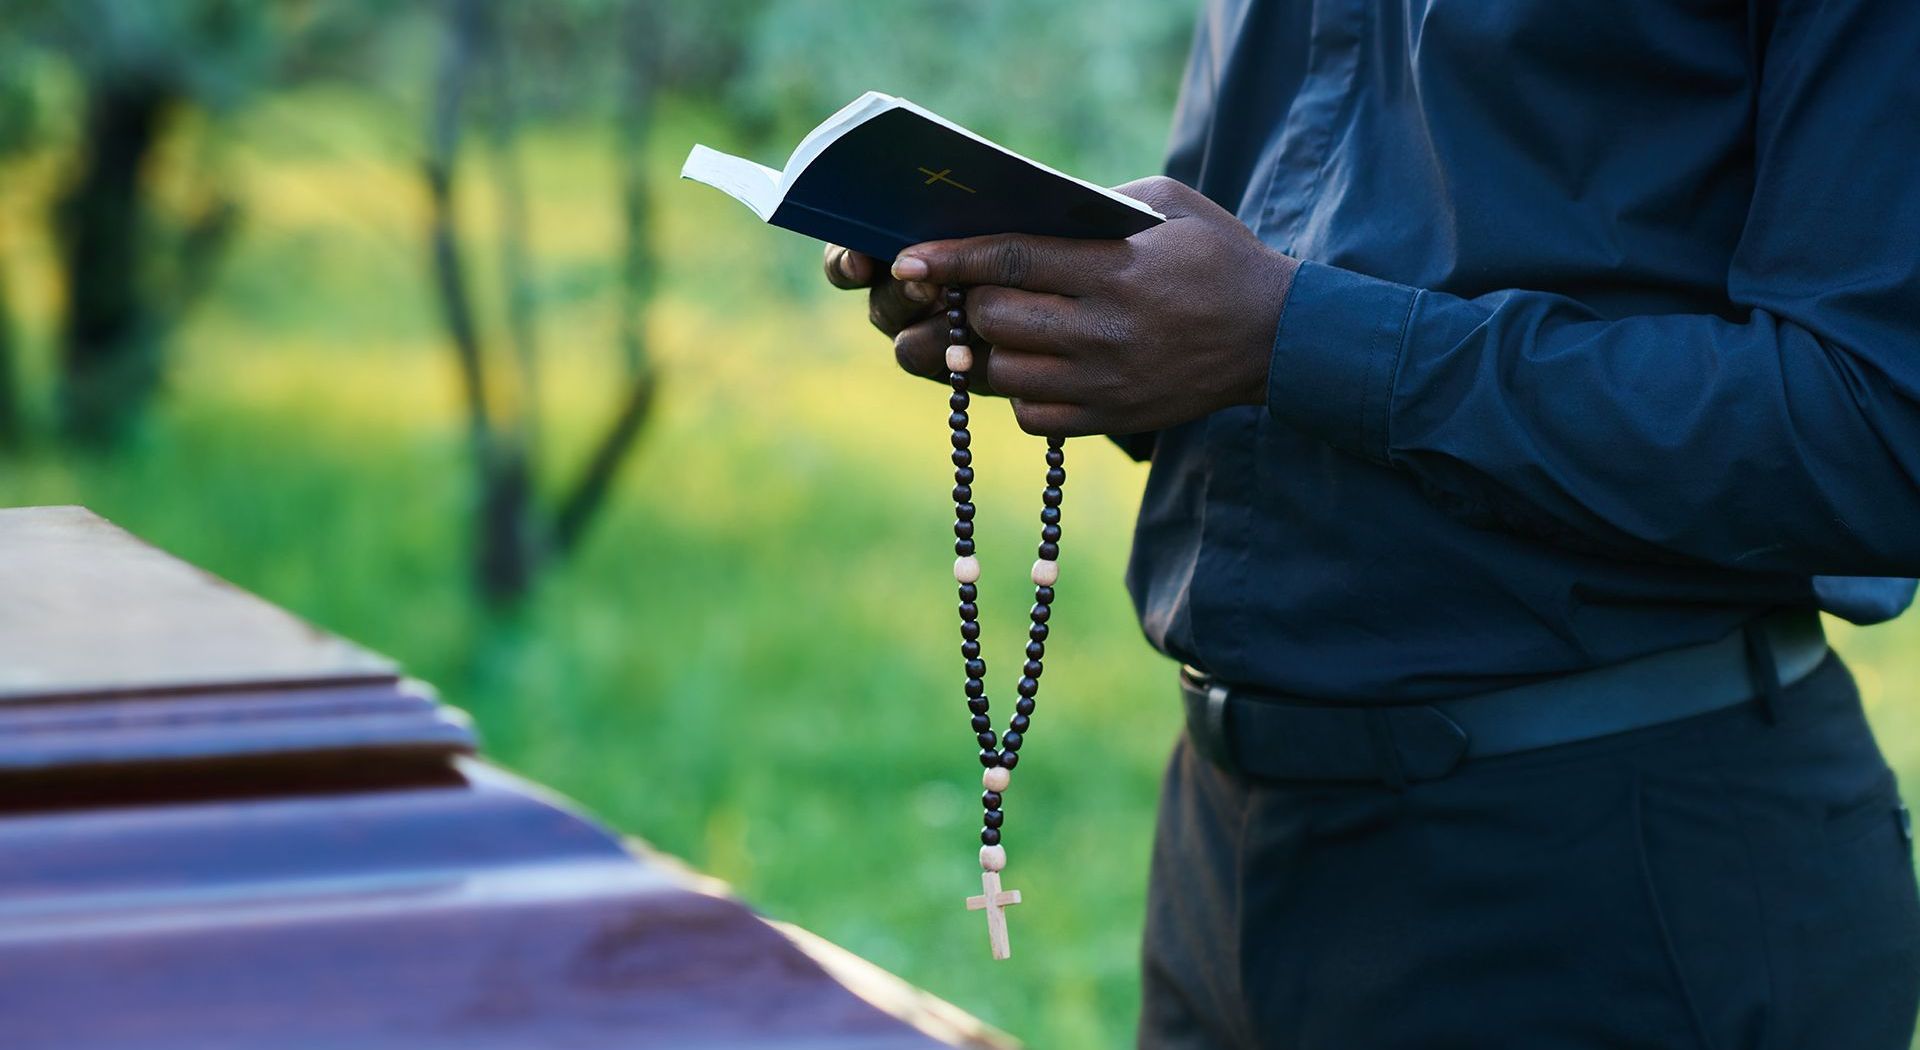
[427,0,667,605]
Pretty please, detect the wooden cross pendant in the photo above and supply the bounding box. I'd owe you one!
[965,869,1022,960]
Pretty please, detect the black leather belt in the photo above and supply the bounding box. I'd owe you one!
[1179,609,1828,785]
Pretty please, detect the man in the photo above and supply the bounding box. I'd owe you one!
[826,0,1920,1045]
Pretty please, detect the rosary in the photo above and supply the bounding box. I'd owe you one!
[942,286,1063,961]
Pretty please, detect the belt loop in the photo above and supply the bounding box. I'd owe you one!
[1743,621,1783,725]
[1205,684,1240,774]
[1365,709,1408,791]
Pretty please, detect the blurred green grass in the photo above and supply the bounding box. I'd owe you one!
[2,91,1918,1049]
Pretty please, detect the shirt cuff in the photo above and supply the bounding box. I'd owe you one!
[1266,260,1420,464]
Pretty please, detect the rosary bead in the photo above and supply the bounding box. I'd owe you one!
[1046,466,1066,486]
[953,484,972,503]
[1010,713,1030,733]
[959,601,978,620]
[1041,524,1062,543]
[950,391,969,411]
[967,695,989,714]
[1016,697,1035,716]
[1029,622,1049,642]
[951,429,972,450]
[949,411,969,430]
[952,448,971,468]
[982,790,1002,809]
[954,555,981,583]
[981,827,1002,847]
[960,619,980,640]
[979,748,1001,768]
[946,308,965,327]
[949,371,967,390]
[1047,435,1065,449]
[961,639,981,659]
[999,750,1020,769]
[1033,586,1054,605]
[983,766,1012,792]
[977,729,998,749]
[1030,603,1052,624]
[1031,559,1059,587]
[966,678,986,698]
[1023,659,1043,678]
[948,326,969,344]
[1025,640,1045,660]
[1040,506,1062,526]
[946,287,964,307]
[956,537,975,556]
[980,843,1007,871]
[955,520,975,541]
[983,808,1005,829]
[1037,541,1060,560]
[946,344,974,372]
[1002,732,1023,752]
[1046,446,1065,467]
[972,713,993,733]
[956,501,975,521]
[1042,486,1062,507]
[958,582,978,601]
[1017,677,1039,698]
[965,658,987,678]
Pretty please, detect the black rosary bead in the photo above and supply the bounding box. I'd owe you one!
[1023,659,1043,678]
[983,790,1002,809]
[949,371,967,390]
[951,391,969,411]
[977,730,998,749]
[972,713,993,733]
[954,464,974,484]
[960,619,980,640]
[1017,677,1039,698]
[1010,713,1030,733]
[961,639,981,659]
[1037,541,1060,560]
[999,750,1019,769]
[959,602,979,621]
[1048,435,1065,448]
[955,538,975,556]
[968,695,990,714]
[948,326,969,344]
[1003,731,1024,752]
[1033,586,1054,605]
[1015,697,1035,716]
[952,448,971,468]
[981,827,1001,846]
[1041,524,1061,543]
[951,429,971,450]
[1046,466,1066,486]
[983,808,1004,829]
[966,678,986,698]
[1040,506,1061,526]
[965,659,987,678]
[947,308,965,327]
[1041,486,1062,507]
[953,484,972,503]
[956,501,975,522]
[958,582,978,602]
[1030,603,1052,624]
[946,287,964,307]
[1025,640,1045,660]
[1030,622,1049,641]
[979,749,1000,768]
[949,411,969,430]
[955,520,975,540]
[1046,446,1065,467]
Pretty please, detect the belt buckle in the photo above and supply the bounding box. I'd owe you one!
[1183,674,1242,775]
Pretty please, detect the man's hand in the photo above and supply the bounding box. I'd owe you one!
[887,176,1299,436]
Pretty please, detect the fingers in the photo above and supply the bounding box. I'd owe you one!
[892,316,960,381]
[1008,399,1097,438]
[892,233,1125,296]
[966,286,1091,355]
[823,244,875,289]
[869,278,940,337]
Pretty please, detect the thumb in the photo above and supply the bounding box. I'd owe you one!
[1112,175,1209,219]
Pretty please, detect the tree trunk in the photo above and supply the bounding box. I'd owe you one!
[58,77,171,445]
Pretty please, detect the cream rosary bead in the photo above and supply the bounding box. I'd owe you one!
[982,766,1011,792]
[1030,558,1059,587]
[945,344,974,372]
[979,843,1008,872]
[954,555,981,583]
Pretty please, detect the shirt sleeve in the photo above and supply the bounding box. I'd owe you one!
[1266,0,1920,576]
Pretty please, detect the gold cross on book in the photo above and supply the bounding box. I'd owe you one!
[966,870,1022,960]
[918,167,976,193]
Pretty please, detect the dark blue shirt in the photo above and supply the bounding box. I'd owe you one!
[1127,0,1920,701]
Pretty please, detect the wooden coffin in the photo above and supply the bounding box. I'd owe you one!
[0,506,1008,1049]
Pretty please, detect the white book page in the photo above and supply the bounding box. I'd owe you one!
[680,144,783,220]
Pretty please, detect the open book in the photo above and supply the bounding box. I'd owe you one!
[681,92,1164,260]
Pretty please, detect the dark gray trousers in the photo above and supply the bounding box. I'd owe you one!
[1139,657,1920,1049]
